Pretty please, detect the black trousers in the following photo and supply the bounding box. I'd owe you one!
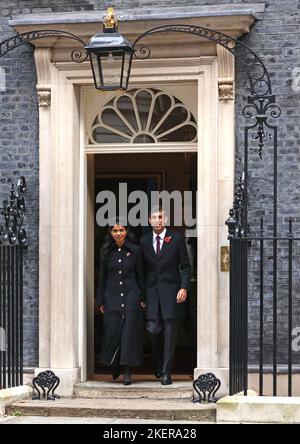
[146,304,178,376]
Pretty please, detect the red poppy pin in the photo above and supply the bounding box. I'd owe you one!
[126,252,131,256]
[164,236,172,243]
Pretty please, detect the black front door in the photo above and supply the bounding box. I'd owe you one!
[93,157,197,378]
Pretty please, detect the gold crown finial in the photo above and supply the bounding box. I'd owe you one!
[102,7,119,30]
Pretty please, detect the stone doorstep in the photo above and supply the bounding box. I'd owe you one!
[6,398,216,422]
[217,396,300,424]
[73,381,194,400]
[0,386,32,417]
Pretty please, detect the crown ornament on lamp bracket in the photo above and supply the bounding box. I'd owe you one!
[102,7,119,31]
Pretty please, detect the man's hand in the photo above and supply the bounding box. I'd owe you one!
[99,305,105,314]
[176,288,187,303]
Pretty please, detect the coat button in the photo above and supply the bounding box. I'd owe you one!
[120,281,123,285]
[118,270,122,274]
[120,293,124,296]
[118,259,122,263]
[118,248,122,252]
[121,304,125,308]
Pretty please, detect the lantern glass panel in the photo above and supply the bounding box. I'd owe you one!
[121,51,132,90]
[90,52,103,88]
[101,50,124,89]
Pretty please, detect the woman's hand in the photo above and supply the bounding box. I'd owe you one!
[141,301,146,309]
[99,305,105,314]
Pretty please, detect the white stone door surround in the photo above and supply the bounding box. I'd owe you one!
[32,49,234,395]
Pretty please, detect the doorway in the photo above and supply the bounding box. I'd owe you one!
[92,152,197,379]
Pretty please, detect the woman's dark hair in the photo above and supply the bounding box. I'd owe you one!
[101,218,137,261]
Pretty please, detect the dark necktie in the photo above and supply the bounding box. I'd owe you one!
[156,235,161,255]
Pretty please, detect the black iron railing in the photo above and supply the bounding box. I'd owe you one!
[0,178,26,390]
[228,236,248,396]
[0,245,26,389]
[227,194,300,396]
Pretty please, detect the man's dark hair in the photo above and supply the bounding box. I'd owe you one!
[149,205,164,217]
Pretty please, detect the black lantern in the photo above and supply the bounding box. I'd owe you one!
[85,8,133,91]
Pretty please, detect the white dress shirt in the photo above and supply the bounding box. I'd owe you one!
[152,228,166,253]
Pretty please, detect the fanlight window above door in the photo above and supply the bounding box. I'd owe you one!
[88,88,197,144]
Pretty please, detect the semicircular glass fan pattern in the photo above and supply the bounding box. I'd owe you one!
[88,88,197,144]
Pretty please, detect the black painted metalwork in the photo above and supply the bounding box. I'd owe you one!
[132,24,272,99]
[192,373,221,403]
[259,217,264,396]
[0,177,26,246]
[85,27,133,91]
[32,370,60,400]
[226,179,249,396]
[0,30,88,63]
[288,217,293,397]
[225,58,284,395]
[226,229,300,397]
[0,178,27,390]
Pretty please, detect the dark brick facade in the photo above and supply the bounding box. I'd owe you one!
[0,1,300,367]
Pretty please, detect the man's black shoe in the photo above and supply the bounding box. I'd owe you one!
[123,366,132,385]
[161,374,172,385]
[123,376,132,386]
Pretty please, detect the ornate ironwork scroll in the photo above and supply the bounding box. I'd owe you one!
[32,370,60,401]
[132,25,271,97]
[0,30,88,63]
[132,24,281,165]
[192,372,221,403]
[226,177,246,238]
[0,177,26,245]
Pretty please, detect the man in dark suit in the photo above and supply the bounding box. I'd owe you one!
[140,207,191,385]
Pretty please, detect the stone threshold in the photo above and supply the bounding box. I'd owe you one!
[74,380,195,400]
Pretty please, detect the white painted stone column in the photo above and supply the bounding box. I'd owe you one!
[217,47,235,381]
[51,67,81,394]
[34,62,81,396]
[194,51,235,394]
[34,48,52,368]
[195,61,219,376]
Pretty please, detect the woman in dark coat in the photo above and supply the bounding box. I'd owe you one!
[96,219,145,385]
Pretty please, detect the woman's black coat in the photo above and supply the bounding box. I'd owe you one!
[96,239,145,367]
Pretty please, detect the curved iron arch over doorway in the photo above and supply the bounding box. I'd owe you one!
[1,24,279,221]
[130,24,283,397]
[0,23,280,230]
[132,24,273,98]
[0,22,284,396]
